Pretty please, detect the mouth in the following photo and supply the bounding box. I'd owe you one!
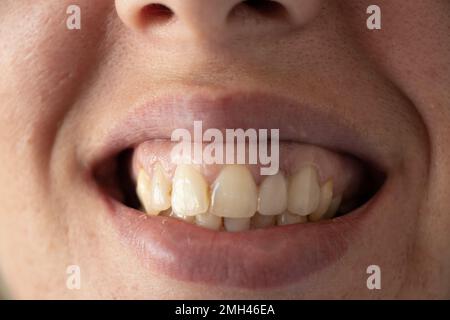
[89,89,387,289]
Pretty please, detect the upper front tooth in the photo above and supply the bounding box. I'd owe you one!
[210,165,258,218]
[136,163,171,216]
[288,165,321,216]
[171,165,210,216]
[308,180,334,222]
[258,172,288,216]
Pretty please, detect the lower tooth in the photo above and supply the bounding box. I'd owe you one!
[277,212,307,226]
[195,213,222,230]
[171,211,195,223]
[224,217,251,232]
[251,214,275,229]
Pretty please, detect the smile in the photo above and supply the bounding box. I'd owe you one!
[88,89,388,289]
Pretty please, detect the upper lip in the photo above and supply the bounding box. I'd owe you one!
[88,88,391,174]
[88,88,389,289]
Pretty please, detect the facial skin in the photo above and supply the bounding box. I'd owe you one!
[0,0,449,299]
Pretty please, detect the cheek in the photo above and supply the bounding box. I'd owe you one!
[0,1,114,297]
[0,1,114,176]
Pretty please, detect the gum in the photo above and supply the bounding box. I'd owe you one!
[131,140,365,198]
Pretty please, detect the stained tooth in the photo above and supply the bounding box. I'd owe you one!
[171,165,209,217]
[210,165,258,218]
[251,213,275,229]
[308,180,334,222]
[171,211,195,223]
[258,172,288,216]
[276,212,307,226]
[323,195,342,219]
[288,165,321,216]
[136,164,171,216]
[195,213,222,231]
[224,217,251,232]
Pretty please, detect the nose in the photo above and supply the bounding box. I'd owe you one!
[115,0,324,40]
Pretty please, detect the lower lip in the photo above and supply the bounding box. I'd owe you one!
[99,190,367,290]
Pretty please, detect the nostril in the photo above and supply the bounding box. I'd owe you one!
[230,0,289,21]
[140,3,174,26]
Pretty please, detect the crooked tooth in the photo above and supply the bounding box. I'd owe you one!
[210,165,258,218]
[171,165,209,217]
[277,212,307,226]
[258,172,288,216]
[224,218,251,232]
[195,213,222,231]
[136,164,171,216]
[308,180,334,222]
[251,213,275,229]
[323,195,342,219]
[288,165,321,216]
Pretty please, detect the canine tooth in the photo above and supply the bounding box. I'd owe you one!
[251,213,275,229]
[288,165,321,216]
[172,165,209,216]
[210,165,258,218]
[308,180,334,222]
[258,172,288,216]
[224,217,251,232]
[276,212,307,226]
[195,213,222,230]
[136,165,171,215]
[323,195,342,219]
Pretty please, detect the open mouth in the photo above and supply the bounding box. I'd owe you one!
[89,90,387,289]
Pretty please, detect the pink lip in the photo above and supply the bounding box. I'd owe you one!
[102,196,369,289]
[88,89,389,290]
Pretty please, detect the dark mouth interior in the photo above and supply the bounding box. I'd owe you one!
[94,147,386,220]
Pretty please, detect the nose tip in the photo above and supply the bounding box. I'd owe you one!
[115,0,324,40]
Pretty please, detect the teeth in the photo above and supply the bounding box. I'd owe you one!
[258,172,288,216]
[276,212,307,226]
[287,165,321,216]
[136,163,171,216]
[323,195,342,219]
[251,213,275,229]
[195,213,222,231]
[308,180,334,222]
[210,165,258,218]
[136,161,344,230]
[224,217,251,232]
[171,165,210,217]
[170,210,196,223]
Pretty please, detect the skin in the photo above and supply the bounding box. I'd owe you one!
[0,0,449,299]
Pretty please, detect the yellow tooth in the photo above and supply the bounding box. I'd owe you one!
[224,217,251,232]
[210,165,258,218]
[323,195,342,219]
[276,212,307,226]
[195,213,222,231]
[171,165,210,217]
[308,180,334,222]
[136,164,171,216]
[258,172,288,216]
[251,213,275,229]
[288,165,321,216]
[170,210,196,223]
